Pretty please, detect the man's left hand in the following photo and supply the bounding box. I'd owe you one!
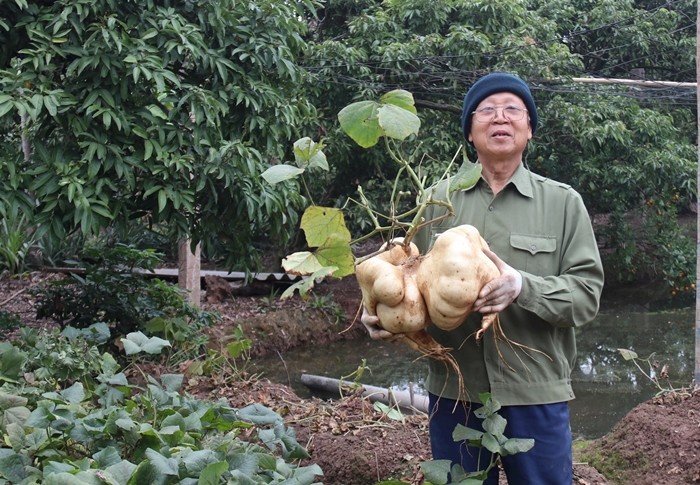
[473,249,522,314]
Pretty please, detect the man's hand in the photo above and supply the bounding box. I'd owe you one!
[473,249,522,314]
[361,306,398,341]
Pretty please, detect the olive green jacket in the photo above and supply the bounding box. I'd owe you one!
[413,163,604,406]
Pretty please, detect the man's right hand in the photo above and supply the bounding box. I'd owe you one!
[361,306,398,341]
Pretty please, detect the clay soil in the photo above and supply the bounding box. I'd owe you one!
[2,272,700,484]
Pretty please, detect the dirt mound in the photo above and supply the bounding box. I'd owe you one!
[580,390,700,484]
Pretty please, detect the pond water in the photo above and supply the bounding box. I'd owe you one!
[250,295,694,440]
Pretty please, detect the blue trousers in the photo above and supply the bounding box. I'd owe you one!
[428,393,573,485]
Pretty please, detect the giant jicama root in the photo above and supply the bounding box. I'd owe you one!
[355,238,428,333]
[415,224,500,340]
[355,226,501,371]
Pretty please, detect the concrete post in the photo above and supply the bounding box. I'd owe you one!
[178,240,201,307]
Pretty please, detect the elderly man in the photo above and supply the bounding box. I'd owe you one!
[364,73,604,484]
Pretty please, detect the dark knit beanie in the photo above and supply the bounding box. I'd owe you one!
[460,73,538,140]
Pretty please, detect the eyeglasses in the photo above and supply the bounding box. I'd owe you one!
[472,105,528,122]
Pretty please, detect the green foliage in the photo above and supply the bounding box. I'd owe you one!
[0,311,21,340]
[0,334,323,484]
[531,93,696,291]
[31,245,217,353]
[11,325,107,393]
[0,212,38,275]
[304,0,697,293]
[307,293,346,325]
[0,0,320,269]
[304,0,581,221]
[418,393,534,485]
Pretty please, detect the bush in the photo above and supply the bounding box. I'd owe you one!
[32,244,218,354]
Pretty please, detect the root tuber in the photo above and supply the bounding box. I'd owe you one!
[356,225,501,343]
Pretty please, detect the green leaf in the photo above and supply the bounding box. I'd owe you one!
[2,404,30,432]
[0,343,27,383]
[340,90,422,146]
[379,89,417,114]
[43,472,93,485]
[449,162,482,193]
[5,422,25,449]
[261,164,305,185]
[93,446,122,468]
[121,332,171,355]
[115,416,136,431]
[181,450,219,475]
[373,401,404,421]
[61,382,85,404]
[282,207,353,278]
[126,460,162,485]
[0,449,29,483]
[44,462,77,476]
[420,459,452,485]
[160,374,183,392]
[226,338,252,359]
[315,243,355,277]
[501,437,535,456]
[100,352,121,376]
[25,406,51,428]
[197,461,228,485]
[161,413,186,432]
[145,448,179,476]
[286,463,323,484]
[146,105,168,120]
[293,137,328,170]
[481,432,501,454]
[157,190,167,213]
[377,103,420,141]
[618,348,638,361]
[338,100,381,148]
[104,460,137,485]
[237,403,282,426]
[451,423,483,443]
[482,413,507,437]
[0,392,28,411]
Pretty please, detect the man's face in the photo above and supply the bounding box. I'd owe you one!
[468,92,532,161]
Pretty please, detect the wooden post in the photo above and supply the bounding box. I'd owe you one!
[178,240,201,307]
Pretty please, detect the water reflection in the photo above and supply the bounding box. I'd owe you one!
[250,305,694,439]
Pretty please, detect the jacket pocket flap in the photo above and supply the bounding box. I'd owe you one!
[510,234,557,255]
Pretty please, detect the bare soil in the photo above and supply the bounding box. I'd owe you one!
[2,272,699,484]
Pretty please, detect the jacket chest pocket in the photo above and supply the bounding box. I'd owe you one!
[509,234,558,276]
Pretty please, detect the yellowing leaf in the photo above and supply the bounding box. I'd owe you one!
[282,251,324,275]
[300,206,351,248]
[280,266,339,300]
